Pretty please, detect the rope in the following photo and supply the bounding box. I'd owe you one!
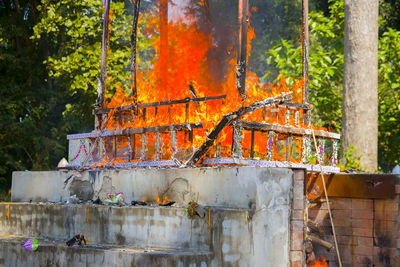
[311,129,342,267]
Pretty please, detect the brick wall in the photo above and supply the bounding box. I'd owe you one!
[307,178,400,267]
[290,170,306,267]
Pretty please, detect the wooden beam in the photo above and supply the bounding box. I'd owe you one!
[130,0,142,100]
[235,121,340,140]
[306,172,397,199]
[236,0,248,98]
[93,94,226,115]
[95,0,111,108]
[185,92,293,165]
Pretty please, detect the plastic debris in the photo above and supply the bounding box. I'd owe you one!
[66,233,86,247]
[131,200,148,206]
[92,197,102,205]
[103,192,125,206]
[57,158,69,169]
[23,238,38,251]
[66,194,79,204]
[159,201,176,207]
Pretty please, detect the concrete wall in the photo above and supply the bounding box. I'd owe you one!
[12,167,293,209]
[10,167,295,267]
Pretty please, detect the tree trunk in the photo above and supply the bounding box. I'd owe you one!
[342,0,378,172]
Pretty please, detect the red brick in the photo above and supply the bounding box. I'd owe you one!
[352,227,373,237]
[290,260,302,267]
[352,199,373,210]
[331,217,351,227]
[334,226,353,236]
[352,245,373,256]
[332,209,352,220]
[374,200,399,211]
[293,170,304,181]
[353,254,373,264]
[292,199,304,210]
[291,220,303,232]
[337,235,352,246]
[375,211,398,221]
[290,231,303,250]
[352,218,373,229]
[331,198,351,210]
[293,181,304,200]
[290,251,303,262]
[356,237,373,247]
[352,209,373,220]
[395,184,400,194]
[291,209,303,220]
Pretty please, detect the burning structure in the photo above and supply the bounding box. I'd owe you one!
[66,0,340,172]
[7,1,399,267]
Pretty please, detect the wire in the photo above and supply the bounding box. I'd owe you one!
[311,129,343,267]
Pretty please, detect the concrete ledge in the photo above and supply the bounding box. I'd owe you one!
[0,203,247,251]
[0,236,213,267]
[12,167,293,210]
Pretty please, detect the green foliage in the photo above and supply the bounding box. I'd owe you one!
[265,0,344,129]
[377,28,400,169]
[32,0,134,102]
[339,146,363,172]
[265,0,400,171]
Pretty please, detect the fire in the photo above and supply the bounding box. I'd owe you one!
[156,193,172,204]
[90,0,328,167]
[310,257,328,267]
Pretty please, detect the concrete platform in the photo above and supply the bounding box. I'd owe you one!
[0,203,247,251]
[0,236,213,267]
[7,167,300,266]
[12,167,294,209]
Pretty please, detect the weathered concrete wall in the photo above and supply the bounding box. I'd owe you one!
[10,167,295,267]
[12,167,293,209]
[0,236,214,267]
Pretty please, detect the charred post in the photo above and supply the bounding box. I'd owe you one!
[186,92,293,166]
[95,0,111,109]
[159,0,169,91]
[236,0,248,99]
[302,0,311,127]
[130,0,142,101]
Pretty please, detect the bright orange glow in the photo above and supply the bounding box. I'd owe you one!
[91,0,328,167]
[310,257,328,267]
[156,193,172,204]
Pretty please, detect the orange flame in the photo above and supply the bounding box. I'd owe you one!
[92,0,327,167]
[156,193,172,204]
[310,257,328,267]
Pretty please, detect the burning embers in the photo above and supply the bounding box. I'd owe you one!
[66,0,340,171]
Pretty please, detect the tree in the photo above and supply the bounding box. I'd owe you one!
[266,0,399,172]
[342,0,379,172]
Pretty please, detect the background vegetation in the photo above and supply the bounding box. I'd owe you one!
[1,0,399,198]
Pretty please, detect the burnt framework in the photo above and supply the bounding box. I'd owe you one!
[68,0,340,171]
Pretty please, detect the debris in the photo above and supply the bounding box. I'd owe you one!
[57,158,69,169]
[186,201,205,219]
[92,197,102,205]
[185,92,293,166]
[307,235,334,251]
[66,195,79,204]
[131,200,148,206]
[159,201,175,207]
[23,238,38,251]
[66,233,86,247]
[103,192,125,206]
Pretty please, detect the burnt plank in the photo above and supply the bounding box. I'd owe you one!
[306,172,397,199]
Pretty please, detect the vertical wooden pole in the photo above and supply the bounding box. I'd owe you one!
[130,0,142,101]
[159,0,168,92]
[236,0,248,99]
[95,0,111,108]
[302,0,311,127]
